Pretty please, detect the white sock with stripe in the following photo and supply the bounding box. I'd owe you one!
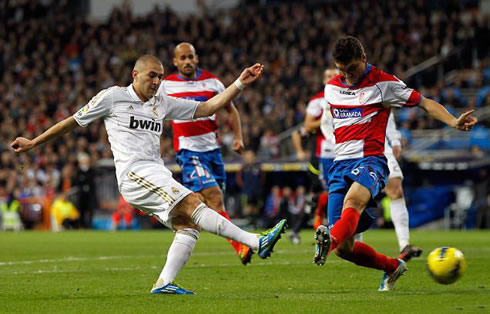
[390,197,410,251]
[191,204,260,250]
[156,228,199,287]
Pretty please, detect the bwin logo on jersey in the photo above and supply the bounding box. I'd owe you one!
[332,108,362,119]
[129,116,162,132]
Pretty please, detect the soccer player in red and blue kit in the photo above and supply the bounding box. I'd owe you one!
[162,43,253,265]
[314,36,477,291]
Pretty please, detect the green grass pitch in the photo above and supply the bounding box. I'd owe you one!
[0,229,489,313]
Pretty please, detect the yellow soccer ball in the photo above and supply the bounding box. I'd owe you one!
[427,247,466,284]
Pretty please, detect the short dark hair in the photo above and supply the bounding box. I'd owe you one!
[332,36,365,64]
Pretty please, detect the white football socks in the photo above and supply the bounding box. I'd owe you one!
[390,197,410,251]
[191,203,259,250]
[157,228,199,287]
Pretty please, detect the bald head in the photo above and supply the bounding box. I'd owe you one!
[173,42,199,79]
[174,42,196,56]
[133,55,163,72]
[132,55,164,102]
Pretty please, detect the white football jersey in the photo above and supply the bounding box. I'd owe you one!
[73,84,199,187]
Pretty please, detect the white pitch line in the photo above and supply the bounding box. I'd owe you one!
[5,260,342,276]
[0,249,316,267]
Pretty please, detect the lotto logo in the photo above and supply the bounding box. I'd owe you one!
[332,108,362,119]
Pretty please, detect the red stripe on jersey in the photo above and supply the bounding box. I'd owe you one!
[335,123,368,143]
[167,91,216,99]
[333,104,385,143]
[171,120,218,150]
[164,70,219,82]
[197,70,219,81]
[310,91,325,102]
[406,90,422,107]
[363,108,390,156]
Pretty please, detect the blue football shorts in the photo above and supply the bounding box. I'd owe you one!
[327,155,388,232]
[176,148,226,192]
[318,157,334,189]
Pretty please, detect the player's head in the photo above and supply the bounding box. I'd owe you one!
[173,42,199,79]
[132,55,164,102]
[323,66,340,85]
[332,36,367,84]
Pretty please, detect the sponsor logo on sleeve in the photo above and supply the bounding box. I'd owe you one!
[77,104,90,117]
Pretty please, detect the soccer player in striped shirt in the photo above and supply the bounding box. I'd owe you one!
[162,43,253,265]
[314,36,477,291]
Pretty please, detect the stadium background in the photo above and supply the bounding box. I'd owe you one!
[0,0,488,232]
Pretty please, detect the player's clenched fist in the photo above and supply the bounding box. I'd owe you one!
[10,137,34,153]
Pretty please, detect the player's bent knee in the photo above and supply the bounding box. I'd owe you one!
[386,185,403,200]
[172,215,200,231]
[195,192,206,203]
[343,197,368,213]
[334,237,355,259]
[172,193,203,218]
[334,246,353,259]
[386,178,403,200]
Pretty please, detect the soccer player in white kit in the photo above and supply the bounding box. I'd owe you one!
[384,112,423,261]
[10,55,287,295]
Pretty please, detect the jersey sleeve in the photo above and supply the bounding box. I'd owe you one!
[306,98,323,117]
[164,95,200,121]
[73,88,113,127]
[383,79,422,108]
[386,111,402,147]
[319,100,336,146]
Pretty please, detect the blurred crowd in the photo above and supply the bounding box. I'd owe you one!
[0,0,488,229]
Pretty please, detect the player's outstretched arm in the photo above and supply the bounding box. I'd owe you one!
[419,97,477,131]
[194,64,264,118]
[10,116,79,153]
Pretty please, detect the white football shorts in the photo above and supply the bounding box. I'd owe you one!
[385,151,404,180]
[120,161,192,228]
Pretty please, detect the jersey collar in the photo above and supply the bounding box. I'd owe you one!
[340,63,372,88]
[177,68,202,81]
[128,84,143,103]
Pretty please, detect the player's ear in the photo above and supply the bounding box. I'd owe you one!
[173,57,178,67]
[361,53,367,63]
[132,70,139,81]
[195,54,199,64]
